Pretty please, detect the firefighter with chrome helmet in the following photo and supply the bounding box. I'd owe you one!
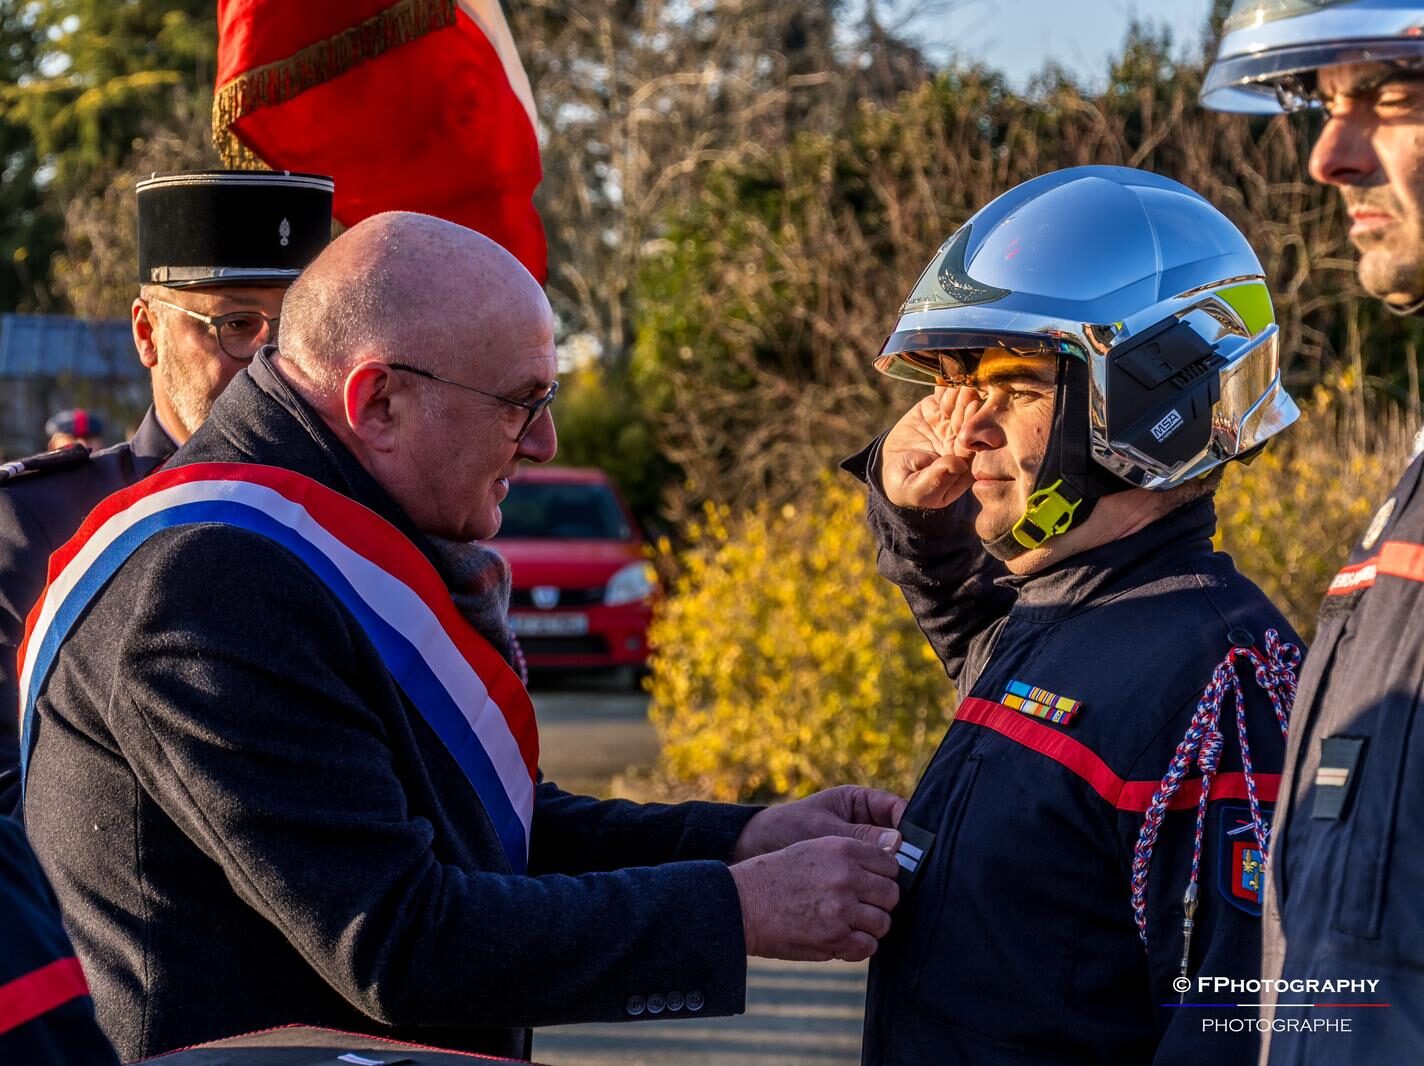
[1204,4,1424,1062]
[845,166,1303,1064]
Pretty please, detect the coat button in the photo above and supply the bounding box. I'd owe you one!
[1228,627,1254,648]
[647,992,667,1014]
[626,994,646,1016]
[667,991,685,1011]
[686,990,704,1012]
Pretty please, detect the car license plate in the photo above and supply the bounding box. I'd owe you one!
[509,612,589,637]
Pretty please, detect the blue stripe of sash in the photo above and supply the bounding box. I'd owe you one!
[22,499,528,873]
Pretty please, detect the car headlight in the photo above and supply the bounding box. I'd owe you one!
[605,561,658,606]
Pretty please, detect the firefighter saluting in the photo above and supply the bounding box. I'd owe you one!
[846,166,1304,1063]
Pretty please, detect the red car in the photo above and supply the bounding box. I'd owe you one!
[492,466,657,674]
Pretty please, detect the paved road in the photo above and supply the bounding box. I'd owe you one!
[532,671,660,796]
[529,674,867,1066]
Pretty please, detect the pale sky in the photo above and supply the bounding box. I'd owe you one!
[909,0,1218,89]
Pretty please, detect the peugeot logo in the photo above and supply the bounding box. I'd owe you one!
[531,586,560,609]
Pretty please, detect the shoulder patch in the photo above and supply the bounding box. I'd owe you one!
[1361,496,1396,551]
[1218,804,1270,915]
[0,444,91,484]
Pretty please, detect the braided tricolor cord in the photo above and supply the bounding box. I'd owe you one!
[511,633,530,686]
[1128,629,1300,945]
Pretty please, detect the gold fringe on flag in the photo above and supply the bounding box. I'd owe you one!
[213,0,458,169]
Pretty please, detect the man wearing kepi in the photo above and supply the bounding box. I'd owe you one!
[846,167,1304,1064]
[19,211,905,1060]
[0,169,332,810]
[1203,3,1424,1061]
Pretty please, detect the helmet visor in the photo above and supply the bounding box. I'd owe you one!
[1203,37,1424,113]
[873,328,1082,387]
[1222,0,1354,35]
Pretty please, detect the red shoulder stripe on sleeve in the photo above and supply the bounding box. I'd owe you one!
[0,956,90,1035]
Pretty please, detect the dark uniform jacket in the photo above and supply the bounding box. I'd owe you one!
[845,440,1302,1065]
[0,410,175,811]
[0,814,117,1064]
[1261,449,1424,1064]
[22,356,755,1061]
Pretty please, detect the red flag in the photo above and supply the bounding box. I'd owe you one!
[214,0,546,282]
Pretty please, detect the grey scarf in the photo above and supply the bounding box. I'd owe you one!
[427,536,527,683]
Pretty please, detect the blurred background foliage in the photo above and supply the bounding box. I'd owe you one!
[646,476,952,802]
[3,0,1418,799]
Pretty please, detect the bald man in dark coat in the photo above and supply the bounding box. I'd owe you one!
[21,213,905,1060]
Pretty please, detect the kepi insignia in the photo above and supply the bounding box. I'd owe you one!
[279,217,291,247]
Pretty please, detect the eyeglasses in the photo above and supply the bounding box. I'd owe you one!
[146,297,279,361]
[387,362,559,443]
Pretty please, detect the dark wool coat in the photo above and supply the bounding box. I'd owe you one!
[22,355,754,1061]
[0,410,175,812]
[844,439,1303,1066]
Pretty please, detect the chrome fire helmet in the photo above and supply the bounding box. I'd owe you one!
[1202,0,1424,113]
[874,166,1299,559]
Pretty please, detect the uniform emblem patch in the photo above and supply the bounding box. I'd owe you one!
[1001,679,1081,725]
[1218,805,1270,915]
[1361,496,1396,550]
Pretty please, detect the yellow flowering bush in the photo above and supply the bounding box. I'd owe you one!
[1216,392,1415,640]
[647,474,953,802]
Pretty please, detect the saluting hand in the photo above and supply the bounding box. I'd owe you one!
[879,385,981,509]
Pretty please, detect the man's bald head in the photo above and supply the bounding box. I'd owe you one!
[272,211,559,541]
[278,211,551,398]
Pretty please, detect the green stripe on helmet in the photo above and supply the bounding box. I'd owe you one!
[1219,282,1276,336]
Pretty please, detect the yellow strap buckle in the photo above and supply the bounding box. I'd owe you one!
[1011,480,1081,550]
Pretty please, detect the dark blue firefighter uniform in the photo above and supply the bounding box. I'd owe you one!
[0,409,175,811]
[845,441,1302,1065]
[1262,447,1424,1064]
[0,814,118,1062]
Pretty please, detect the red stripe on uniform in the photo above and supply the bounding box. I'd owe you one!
[1378,540,1424,584]
[0,957,90,1035]
[955,698,1280,812]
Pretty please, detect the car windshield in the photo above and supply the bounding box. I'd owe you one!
[496,481,632,540]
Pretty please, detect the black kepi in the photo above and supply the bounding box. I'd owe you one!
[137,170,334,288]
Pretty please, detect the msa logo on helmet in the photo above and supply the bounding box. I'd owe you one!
[1151,410,1184,443]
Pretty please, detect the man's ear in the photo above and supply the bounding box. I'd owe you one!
[132,297,159,370]
[343,361,405,453]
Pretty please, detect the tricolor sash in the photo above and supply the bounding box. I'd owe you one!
[17,463,539,873]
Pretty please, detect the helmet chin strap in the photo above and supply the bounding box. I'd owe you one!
[982,355,1132,562]
[1385,293,1424,318]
